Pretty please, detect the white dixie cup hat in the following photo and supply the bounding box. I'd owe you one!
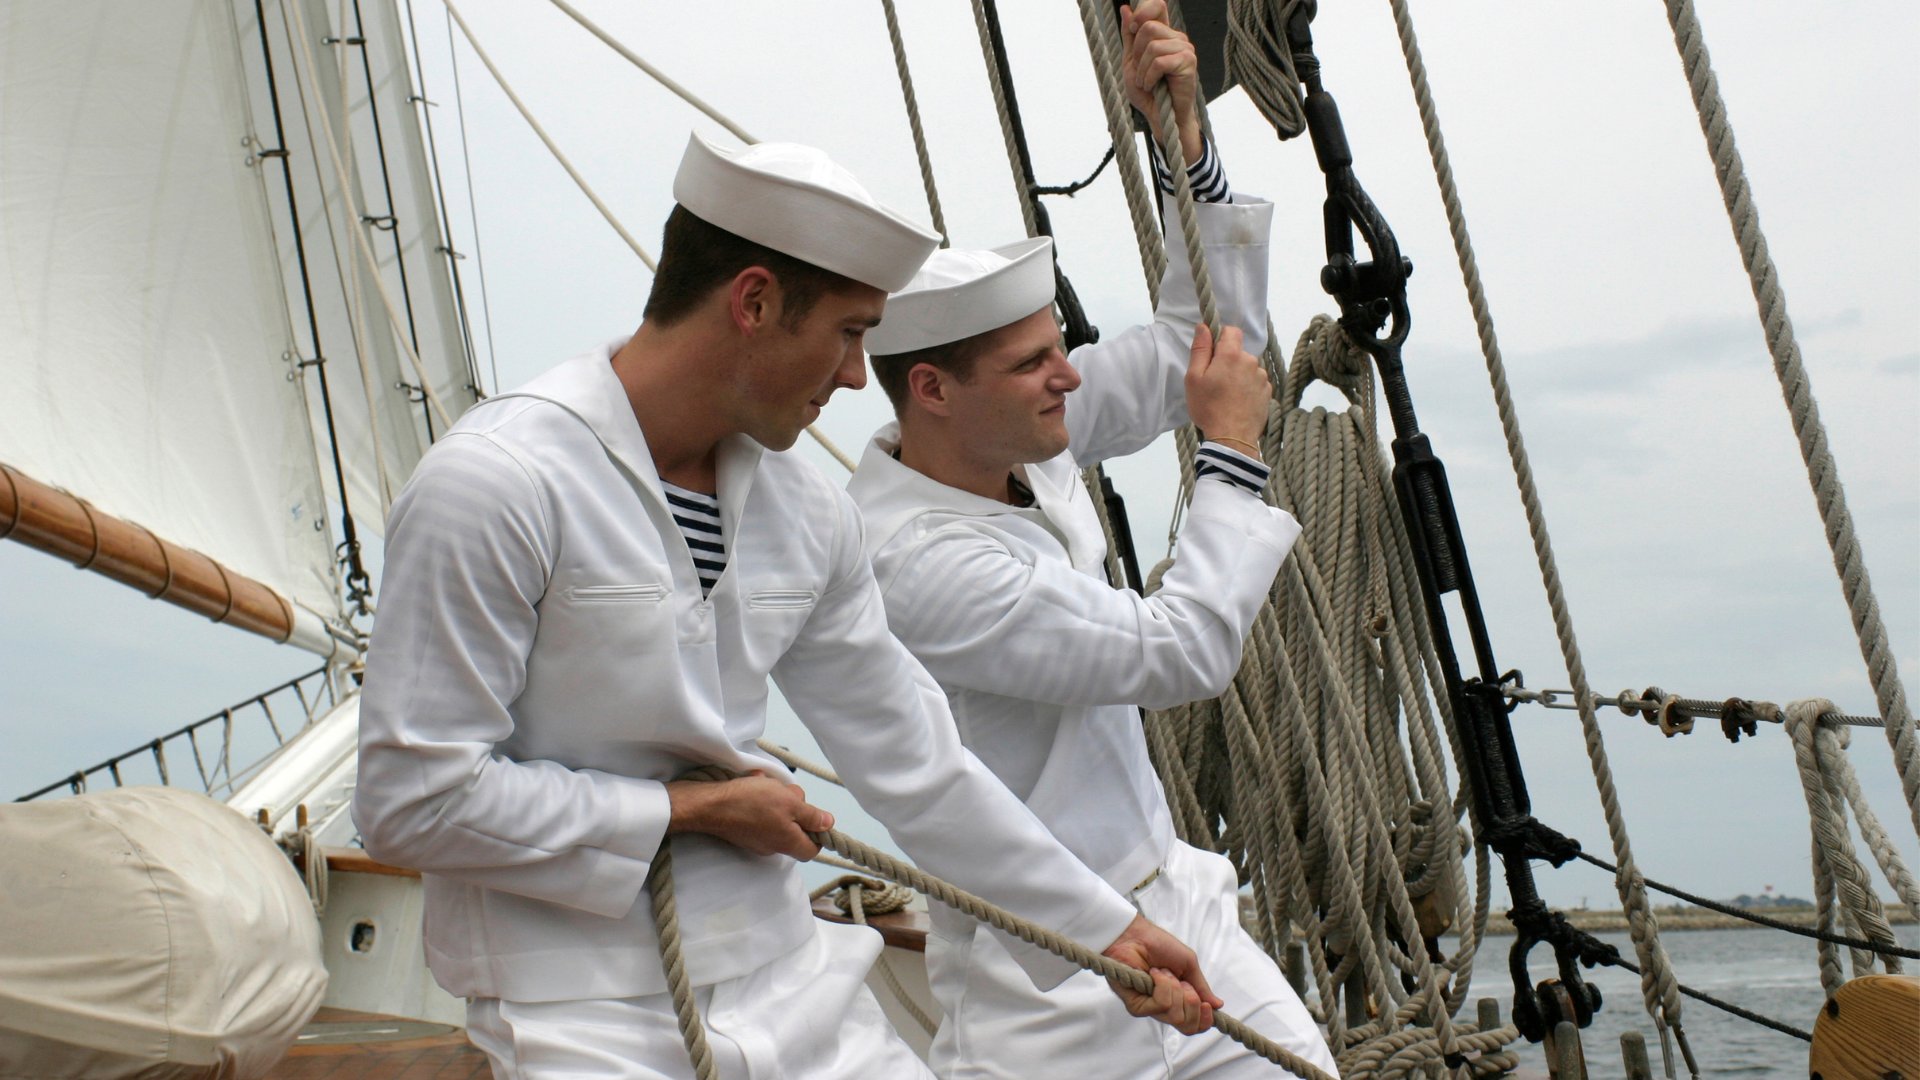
[862,236,1056,357]
[672,132,940,293]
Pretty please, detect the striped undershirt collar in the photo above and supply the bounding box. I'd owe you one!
[660,480,725,596]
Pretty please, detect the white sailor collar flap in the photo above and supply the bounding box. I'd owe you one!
[490,339,764,534]
[848,423,1106,573]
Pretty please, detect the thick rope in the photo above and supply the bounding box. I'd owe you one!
[815,827,1340,1079]
[1659,0,1920,839]
[968,0,1040,239]
[645,789,1338,1076]
[811,875,939,1036]
[1784,699,1912,997]
[1221,0,1308,140]
[1381,0,1689,1046]
[647,842,718,1080]
[879,0,947,247]
[1068,3,1511,1068]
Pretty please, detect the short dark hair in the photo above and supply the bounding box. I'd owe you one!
[642,205,860,329]
[868,328,998,411]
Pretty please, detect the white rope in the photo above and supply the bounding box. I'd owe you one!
[442,0,655,270]
[1784,698,1914,998]
[543,0,756,145]
[1659,0,1920,840]
[1063,2,1503,1070]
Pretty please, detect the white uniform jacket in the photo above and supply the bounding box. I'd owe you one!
[847,196,1301,927]
[354,342,1138,1003]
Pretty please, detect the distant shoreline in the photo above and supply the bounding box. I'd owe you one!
[1477,904,1916,936]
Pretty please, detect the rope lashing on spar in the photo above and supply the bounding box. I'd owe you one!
[649,768,1341,1080]
[810,874,936,1036]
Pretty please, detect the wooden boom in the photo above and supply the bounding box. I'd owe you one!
[0,460,328,652]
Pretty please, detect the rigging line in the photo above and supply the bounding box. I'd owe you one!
[878,0,947,246]
[1573,851,1920,960]
[283,0,456,433]
[542,0,755,144]
[347,0,433,439]
[1602,953,1812,1044]
[441,0,653,269]
[1660,0,1920,840]
[218,1,348,608]
[345,3,422,358]
[402,0,488,397]
[1381,0,1687,1039]
[439,5,501,397]
[281,0,400,515]
[249,0,374,611]
[1031,145,1117,197]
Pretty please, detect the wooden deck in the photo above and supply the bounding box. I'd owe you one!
[268,1008,490,1079]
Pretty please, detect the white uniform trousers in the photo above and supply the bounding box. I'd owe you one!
[927,841,1339,1079]
[467,918,932,1079]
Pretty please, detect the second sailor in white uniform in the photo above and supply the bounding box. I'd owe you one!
[847,4,1340,1076]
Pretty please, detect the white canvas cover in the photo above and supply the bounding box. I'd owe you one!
[0,787,325,1079]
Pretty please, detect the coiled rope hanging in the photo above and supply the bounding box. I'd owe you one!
[1063,1,1532,1072]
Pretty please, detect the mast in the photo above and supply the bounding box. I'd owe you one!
[0,463,341,659]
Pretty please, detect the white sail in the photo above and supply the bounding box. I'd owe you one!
[0,0,342,619]
[241,0,481,532]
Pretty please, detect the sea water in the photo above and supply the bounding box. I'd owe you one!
[1473,923,1919,1078]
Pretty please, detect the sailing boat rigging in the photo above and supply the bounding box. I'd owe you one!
[0,0,1912,1068]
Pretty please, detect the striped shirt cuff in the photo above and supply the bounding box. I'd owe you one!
[1195,442,1269,496]
[1152,136,1230,203]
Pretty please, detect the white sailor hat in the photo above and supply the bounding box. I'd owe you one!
[672,132,940,294]
[863,237,1055,356]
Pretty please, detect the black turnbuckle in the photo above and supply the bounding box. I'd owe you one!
[1284,7,1613,1042]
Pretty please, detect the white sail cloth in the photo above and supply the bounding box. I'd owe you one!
[0,1,478,623]
[0,786,326,1079]
[0,1,337,617]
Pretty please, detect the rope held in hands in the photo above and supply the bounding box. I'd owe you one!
[648,769,1338,1080]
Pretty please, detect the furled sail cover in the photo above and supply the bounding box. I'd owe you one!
[0,2,340,618]
[0,787,326,1078]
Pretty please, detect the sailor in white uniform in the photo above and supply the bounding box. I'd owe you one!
[845,4,1340,1077]
[354,131,1220,1079]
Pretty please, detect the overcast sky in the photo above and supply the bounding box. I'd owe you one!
[3,0,1915,925]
